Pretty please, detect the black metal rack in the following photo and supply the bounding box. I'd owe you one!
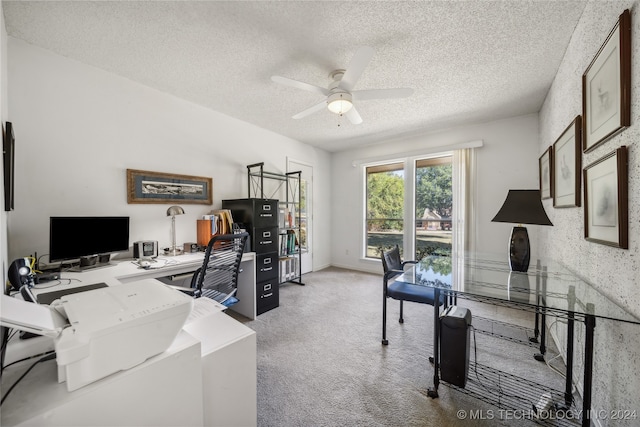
[247,163,304,286]
[444,362,581,427]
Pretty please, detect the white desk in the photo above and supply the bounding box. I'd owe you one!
[2,332,204,427]
[36,251,258,320]
[2,252,258,427]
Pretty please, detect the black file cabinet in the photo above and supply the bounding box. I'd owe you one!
[222,198,279,315]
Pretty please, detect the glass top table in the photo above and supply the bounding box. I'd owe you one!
[395,252,640,427]
[396,252,640,325]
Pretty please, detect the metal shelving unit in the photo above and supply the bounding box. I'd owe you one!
[247,162,304,286]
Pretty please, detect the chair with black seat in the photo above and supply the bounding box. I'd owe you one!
[381,245,442,345]
[173,232,249,307]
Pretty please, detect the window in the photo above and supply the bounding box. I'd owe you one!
[364,155,453,260]
[415,157,452,259]
[365,162,404,258]
[298,178,308,251]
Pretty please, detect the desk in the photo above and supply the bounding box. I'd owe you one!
[397,253,640,427]
[2,252,258,427]
[36,251,257,320]
[1,331,204,426]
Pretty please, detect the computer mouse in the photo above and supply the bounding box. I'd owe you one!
[139,260,151,269]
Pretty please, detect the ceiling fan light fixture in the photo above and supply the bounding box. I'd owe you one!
[327,92,353,114]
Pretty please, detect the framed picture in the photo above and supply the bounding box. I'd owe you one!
[539,146,553,200]
[127,169,213,204]
[3,122,15,211]
[582,9,631,153]
[583,146,627,248]
[553,116,582,208]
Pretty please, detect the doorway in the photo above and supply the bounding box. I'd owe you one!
[288,159,312,274]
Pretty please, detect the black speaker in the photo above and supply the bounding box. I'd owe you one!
[440,306,472,388]
[7,258,38,340]
[8,257,34,291]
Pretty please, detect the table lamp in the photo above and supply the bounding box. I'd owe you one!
[491,190,552,272]
[166,205,185,256]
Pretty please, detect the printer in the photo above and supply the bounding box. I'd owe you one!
[1,279,193,391]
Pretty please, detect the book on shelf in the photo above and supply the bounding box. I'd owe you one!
[279,256,299,282]
[212,209,233,235]
[197,210,233,247]
[278,206,286,229]
[278,229,298,256]
[278,204,296,229]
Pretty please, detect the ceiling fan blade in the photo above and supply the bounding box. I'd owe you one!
[271,76,329,96]
[352,88,414,101]
[345,105,363,125]
[292,100,327,119]
[338,46,375,92]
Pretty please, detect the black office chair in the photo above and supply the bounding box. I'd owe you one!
[173,232,249,307]
[381,245,442,345]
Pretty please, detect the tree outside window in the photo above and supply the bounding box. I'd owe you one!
[365,156,452,260]
[366,163,404,258]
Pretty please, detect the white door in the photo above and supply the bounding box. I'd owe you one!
[288,159,312,274]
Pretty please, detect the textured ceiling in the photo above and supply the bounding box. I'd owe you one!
[2,1,587,152]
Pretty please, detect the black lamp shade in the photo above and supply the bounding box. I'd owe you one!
[491,190,553,226]
[492,190,552,272]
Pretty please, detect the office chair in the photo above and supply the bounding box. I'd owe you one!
[172,232,249,307]
[381,245,442,345]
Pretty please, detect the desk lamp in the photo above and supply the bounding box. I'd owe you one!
[491,190,552,272]
[166,205,185,256]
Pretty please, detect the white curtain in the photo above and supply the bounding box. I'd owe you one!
[452,148,477,289]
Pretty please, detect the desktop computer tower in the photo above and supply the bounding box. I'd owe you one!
[440,306,472,388]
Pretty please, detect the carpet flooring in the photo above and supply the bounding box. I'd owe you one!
[228,267,578,427]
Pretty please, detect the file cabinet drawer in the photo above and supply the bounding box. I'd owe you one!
[222,199,278,228]
[251,227,278,254]
[253,200,278,227]
[256,252,278,281]
[257,279,279,315]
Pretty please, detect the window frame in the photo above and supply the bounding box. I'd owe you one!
[362,152,453,261]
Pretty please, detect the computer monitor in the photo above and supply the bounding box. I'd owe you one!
[49,216,130,270]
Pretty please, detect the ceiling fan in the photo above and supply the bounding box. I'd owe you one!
[271,46,414,125]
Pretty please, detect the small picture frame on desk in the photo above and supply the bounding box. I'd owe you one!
[127,169,213,204]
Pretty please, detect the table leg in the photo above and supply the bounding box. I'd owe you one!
[534,308,547,361]
[582,312,596,427]
[531,262,541,343]
[561,286,577,409]
[534,266,548,361]
[531,308,540,344]
[559,310,574,410]
[427,287,440,398]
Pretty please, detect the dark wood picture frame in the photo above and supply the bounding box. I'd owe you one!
[3,122,15,211]
[127,169,213,205]
[583,146,627,248]
[539,146,553,200]
[553,116,582,208]
[582,9,631,153]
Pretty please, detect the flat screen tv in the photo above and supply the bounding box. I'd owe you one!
[49,216,130,269]
[3,121,15,211]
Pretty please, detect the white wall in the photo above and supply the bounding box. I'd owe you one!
[330,113,540,273]
[1,2,9,283]
[539,1,640,421]
[5,37,331,270]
